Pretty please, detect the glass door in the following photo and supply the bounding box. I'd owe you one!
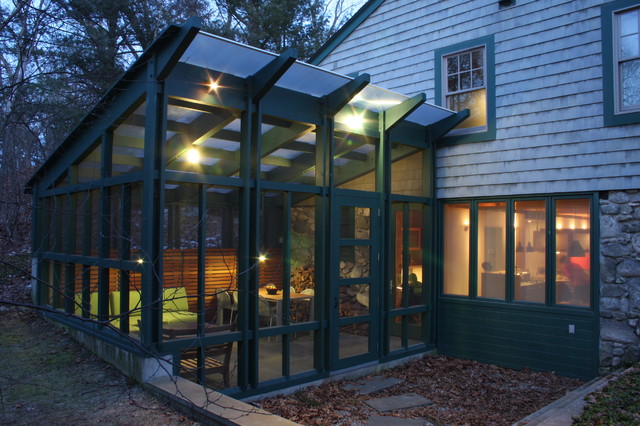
[330,192,380,369]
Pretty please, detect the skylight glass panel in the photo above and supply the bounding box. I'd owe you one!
[180,32,273,78]
[114,124,144,138]
[167,105,203,123]
[201,138,240,151]
[270,149,302,160]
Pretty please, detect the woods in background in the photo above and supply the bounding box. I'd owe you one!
[0,0,361,251]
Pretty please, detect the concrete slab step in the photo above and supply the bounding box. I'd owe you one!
[365,393,433,412]
[343,376,404,395]
[365,414,428,425]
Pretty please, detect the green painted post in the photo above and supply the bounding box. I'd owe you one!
[140,55,166,347]
[236,89,253,390]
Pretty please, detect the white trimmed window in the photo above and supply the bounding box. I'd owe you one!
[443,46,487,133]
[615,6,640,113]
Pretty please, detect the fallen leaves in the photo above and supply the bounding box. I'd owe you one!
[256,355,584,425]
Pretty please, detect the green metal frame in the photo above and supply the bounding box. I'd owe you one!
[436,192,601,379]
[26,19,462,397]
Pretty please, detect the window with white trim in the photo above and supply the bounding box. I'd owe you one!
[443,46,487,133]
[615,6,640,113]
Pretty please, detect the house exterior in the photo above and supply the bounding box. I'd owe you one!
[312,0,640,377]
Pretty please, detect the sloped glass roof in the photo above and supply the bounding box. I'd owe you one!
[179,31,455,127]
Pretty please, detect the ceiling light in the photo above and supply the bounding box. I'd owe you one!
[208,79,220,91]
[186,148,200,164]
[344,114,364,130]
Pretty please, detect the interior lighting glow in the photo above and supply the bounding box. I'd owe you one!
[186,148,200,164]
[208,78,220,92]
[344,114,364,130]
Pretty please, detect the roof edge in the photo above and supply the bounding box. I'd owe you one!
[309,0,385,65]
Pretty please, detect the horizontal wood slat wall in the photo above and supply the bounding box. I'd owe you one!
[65,248,284,314]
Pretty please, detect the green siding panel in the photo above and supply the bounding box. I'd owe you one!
[437,300,598,380]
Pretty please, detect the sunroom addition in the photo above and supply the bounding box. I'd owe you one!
[27,18,466,397]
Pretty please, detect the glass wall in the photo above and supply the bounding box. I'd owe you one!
[441,196,593,308]
[260,116,316,185]
[477,202,506,299]
[555,198,591,307]
[391,149,424,197]
[514,200,545,303]
[443,203,470,296]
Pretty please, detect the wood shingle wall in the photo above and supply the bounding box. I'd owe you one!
[318,0,640,198]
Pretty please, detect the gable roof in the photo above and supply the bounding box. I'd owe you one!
[309,0,385,65]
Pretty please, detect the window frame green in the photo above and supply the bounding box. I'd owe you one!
[602,0,640,126]
[434,35,496,145]
[438,193,598,310]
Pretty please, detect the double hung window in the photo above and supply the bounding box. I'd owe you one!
[602,0,640,125]
[434,35,495,143]
[444,47,487,132]
[615,6,640,113]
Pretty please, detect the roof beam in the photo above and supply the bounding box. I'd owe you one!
[381,93,426,132]
[250,48,297,103]
[154,17,201,81]
[324,73,370,116]
[261,122,315,157]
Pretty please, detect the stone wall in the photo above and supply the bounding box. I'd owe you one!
[599,190,640,373]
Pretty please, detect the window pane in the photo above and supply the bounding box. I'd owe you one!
[447,56,458,74]
[112,102,145,177]
[392,204,425,308]
[472,69,484,88]
[459,52,471,71]
[514,200,545,303]
[165,103,241,178]
[478,202,506,300]
[460,71,471,90]
[472,49,483,69]
[446,89,487,129]
[621,59,640,107]
[260,115,316,184]
[391,148,423,196]
[448,74,458,92]
[620,34,639,58]
[556,199,590,307]
[620,9,638,37]
[334,132,377,191]
[340,206,370,239]
[340,246,370,278]
[443,204,469,296]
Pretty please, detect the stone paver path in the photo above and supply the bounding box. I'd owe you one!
[342,376,404,395]
[365,393,433,412]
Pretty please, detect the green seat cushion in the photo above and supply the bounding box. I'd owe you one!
[163,287,190,312]
[74,292,100,317]
[109,290,142,317]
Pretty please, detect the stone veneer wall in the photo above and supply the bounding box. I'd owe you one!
[600,190,640,373]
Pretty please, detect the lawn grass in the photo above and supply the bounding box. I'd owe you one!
[574,364,640,425]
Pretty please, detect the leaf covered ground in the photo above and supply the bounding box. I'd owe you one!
[256,354,584,425]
